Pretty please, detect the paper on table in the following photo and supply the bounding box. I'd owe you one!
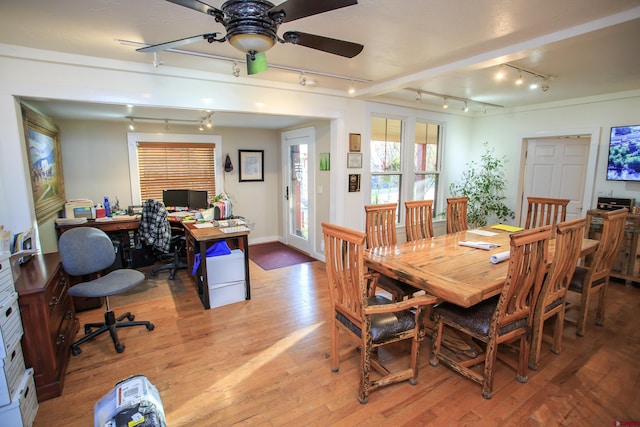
[458,241,500,250]
[468,229,498,237]
[491,224,524,232]
[193,222,214,228]
[490,250,510,264]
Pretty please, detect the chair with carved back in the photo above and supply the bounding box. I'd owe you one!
[430,225,551,399]
[524,197,570,236]
[446,197,469,234]
[364,203,421,301]
[322,222,438,404]
[405,200,434,242]
[566,208,627,336]
[528,218,585,370]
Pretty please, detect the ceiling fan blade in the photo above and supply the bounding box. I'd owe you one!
[282,31,363,58]
[136,33,220,53]
[164,0,221,17]
[270,0,358,23]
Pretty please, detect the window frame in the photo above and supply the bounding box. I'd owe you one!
[367,114,444,227]
[127,133,222,205]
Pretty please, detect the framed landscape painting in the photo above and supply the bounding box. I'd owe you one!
[22,105,66,223]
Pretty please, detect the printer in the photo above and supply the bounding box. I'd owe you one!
[64,199,94,219]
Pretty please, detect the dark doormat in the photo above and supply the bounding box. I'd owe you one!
[249,241,316,270]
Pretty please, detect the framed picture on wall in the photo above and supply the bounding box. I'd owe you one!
[21,105,66,223]
[348,174,361,192]
[349,133,361,152]
[347,152,362,168]
[239,149,264,182]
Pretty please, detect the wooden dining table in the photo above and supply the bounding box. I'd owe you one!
[364,226,599,308]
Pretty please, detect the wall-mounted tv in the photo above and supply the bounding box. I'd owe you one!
[606,124,640,181]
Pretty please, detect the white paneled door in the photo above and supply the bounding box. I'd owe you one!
[520,136,590,225]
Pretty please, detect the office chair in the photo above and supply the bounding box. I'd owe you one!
[59,227,155,355]
[140,199,188,280]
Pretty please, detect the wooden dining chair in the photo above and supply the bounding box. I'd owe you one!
[524,197,570,234]
[322,222,437,404]
[446,197,469,234]
[364,203,421,301]
[529,218,586,370]
[430,225,551,399]
[566,208,627,337]
[405,200,434,241]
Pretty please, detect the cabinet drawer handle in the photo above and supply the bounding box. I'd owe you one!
[49,296,59,306]
[65,310,74,320]
[56,334,65,346]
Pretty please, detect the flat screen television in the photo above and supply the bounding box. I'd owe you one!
[606,124,640,181]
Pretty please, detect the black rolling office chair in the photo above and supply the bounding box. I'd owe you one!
[58,227,155,355]
[140,199,188,280]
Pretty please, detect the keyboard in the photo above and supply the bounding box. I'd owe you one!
[220,225,251,234]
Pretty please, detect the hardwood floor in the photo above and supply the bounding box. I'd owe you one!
[33,260,640,426]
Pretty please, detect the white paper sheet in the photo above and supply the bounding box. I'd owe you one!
[193,222,214,228]
[490,250,510,264]
[458,241,500,250]
[467,229,498,236]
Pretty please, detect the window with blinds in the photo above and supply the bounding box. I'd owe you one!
[137,142,216,203]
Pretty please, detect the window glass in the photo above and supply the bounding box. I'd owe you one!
[370,117,402,208]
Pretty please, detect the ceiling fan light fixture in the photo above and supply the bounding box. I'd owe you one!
[228,32,276,57]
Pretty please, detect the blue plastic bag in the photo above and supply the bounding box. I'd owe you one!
[191,240,231,276]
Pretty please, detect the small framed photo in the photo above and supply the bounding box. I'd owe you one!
[347,152,362,168]
[319,152,330,171]
[348,174,361,192]
[239,149,264,182]
[349,133,361,152]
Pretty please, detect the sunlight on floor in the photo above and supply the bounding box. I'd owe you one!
[171,321,324,424]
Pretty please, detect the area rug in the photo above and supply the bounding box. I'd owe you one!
[249,241,316,270]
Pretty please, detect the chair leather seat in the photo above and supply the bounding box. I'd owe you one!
[568,266,606,292]
[337,295,416,343]
[67,269,146,298]
[434,296,528,337]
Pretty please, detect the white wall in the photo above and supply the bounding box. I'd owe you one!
[470,92,640,218]
[1,43,639,257]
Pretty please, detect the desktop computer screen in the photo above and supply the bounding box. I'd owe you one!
[163,189,189,209]
[163,189,208,210]
[188,190,208,210]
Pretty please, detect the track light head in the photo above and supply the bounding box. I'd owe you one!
[232,62,240,77]
[443,97,448,109]
[128,118,135,131]
[299,72,306,86]
[416,92,422,102]
[463,101,469,112]
[348,80,355,94]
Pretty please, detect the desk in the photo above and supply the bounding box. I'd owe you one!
[365,228,599,308]
[182,223,251,310]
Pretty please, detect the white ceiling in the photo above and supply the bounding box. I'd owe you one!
[3,0,640,128]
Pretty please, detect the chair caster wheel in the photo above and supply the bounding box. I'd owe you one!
[115,344,125,353]
[147,323,155,331]
[127,314,135,321]
[71,347,82,356]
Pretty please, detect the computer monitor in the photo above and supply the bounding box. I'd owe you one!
[188,190,208,210]
[162,189,189,209]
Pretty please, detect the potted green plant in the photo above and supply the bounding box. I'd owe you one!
[449,142,515,228]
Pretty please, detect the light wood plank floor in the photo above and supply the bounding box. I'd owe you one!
[33,259,640,426]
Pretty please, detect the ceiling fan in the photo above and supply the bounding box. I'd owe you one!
[137,0,364,74]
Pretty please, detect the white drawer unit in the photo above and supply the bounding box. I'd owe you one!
[0,340,26,406]
[0,368,38,427]
[0,253,14,306]
[0,294,23,359]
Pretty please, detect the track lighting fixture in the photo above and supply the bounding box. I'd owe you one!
[119,39,371,90]
[199,122,204,131]
[164,120,170,131]
[348,80,355,95]
[152,52,164,68]
[406,89,503,113]
[232,61,241,77]
[128,118,135,131]
[497,63,551,92]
